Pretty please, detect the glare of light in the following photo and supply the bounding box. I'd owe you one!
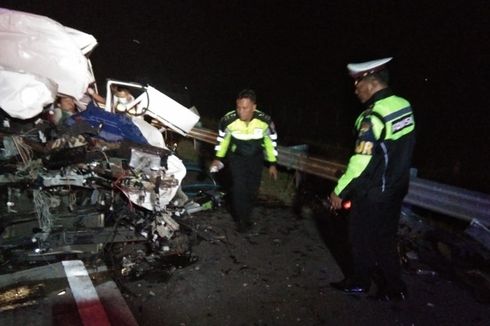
[21,86,39,107]
[342,200,352,210]
[19,50,32,59]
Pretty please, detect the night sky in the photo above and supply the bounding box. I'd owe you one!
[2,1,490,193]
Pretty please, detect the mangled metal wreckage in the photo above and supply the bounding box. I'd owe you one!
[0,8,202,272]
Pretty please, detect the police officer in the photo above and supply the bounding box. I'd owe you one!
[210,89,278,232]
[329,58,415,301]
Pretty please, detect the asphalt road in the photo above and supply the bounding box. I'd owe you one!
[118,202,490,326]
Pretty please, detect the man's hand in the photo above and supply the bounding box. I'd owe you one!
[210,159,224,173]
[268,165,278,180]
[87,86,106,105]
[329,191,342,210]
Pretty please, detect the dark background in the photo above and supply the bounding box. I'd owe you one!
[2,0,490,193]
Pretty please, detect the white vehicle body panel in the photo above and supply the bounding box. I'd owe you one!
[105,80,200,136]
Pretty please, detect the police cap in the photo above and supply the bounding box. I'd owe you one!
[347,57,392,80]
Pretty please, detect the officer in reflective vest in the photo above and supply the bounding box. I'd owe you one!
[329,58,415,301]
[210,89,278,232]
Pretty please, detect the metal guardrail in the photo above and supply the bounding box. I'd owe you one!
[405,178,490,225]
[187,127,344,181]
[187,127,490,226]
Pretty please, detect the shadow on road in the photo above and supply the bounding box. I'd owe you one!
[293,183,353,279]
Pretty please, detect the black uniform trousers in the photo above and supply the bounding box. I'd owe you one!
[349,191,406,292]
[229,152,263,226]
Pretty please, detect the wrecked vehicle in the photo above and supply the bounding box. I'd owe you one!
[0,8,205,276]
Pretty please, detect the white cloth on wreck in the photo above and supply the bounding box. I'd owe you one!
[0,67,57,119]
[0,8,96,100]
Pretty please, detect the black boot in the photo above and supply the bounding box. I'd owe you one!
[330,278,370,294]
[368,287,408,302]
